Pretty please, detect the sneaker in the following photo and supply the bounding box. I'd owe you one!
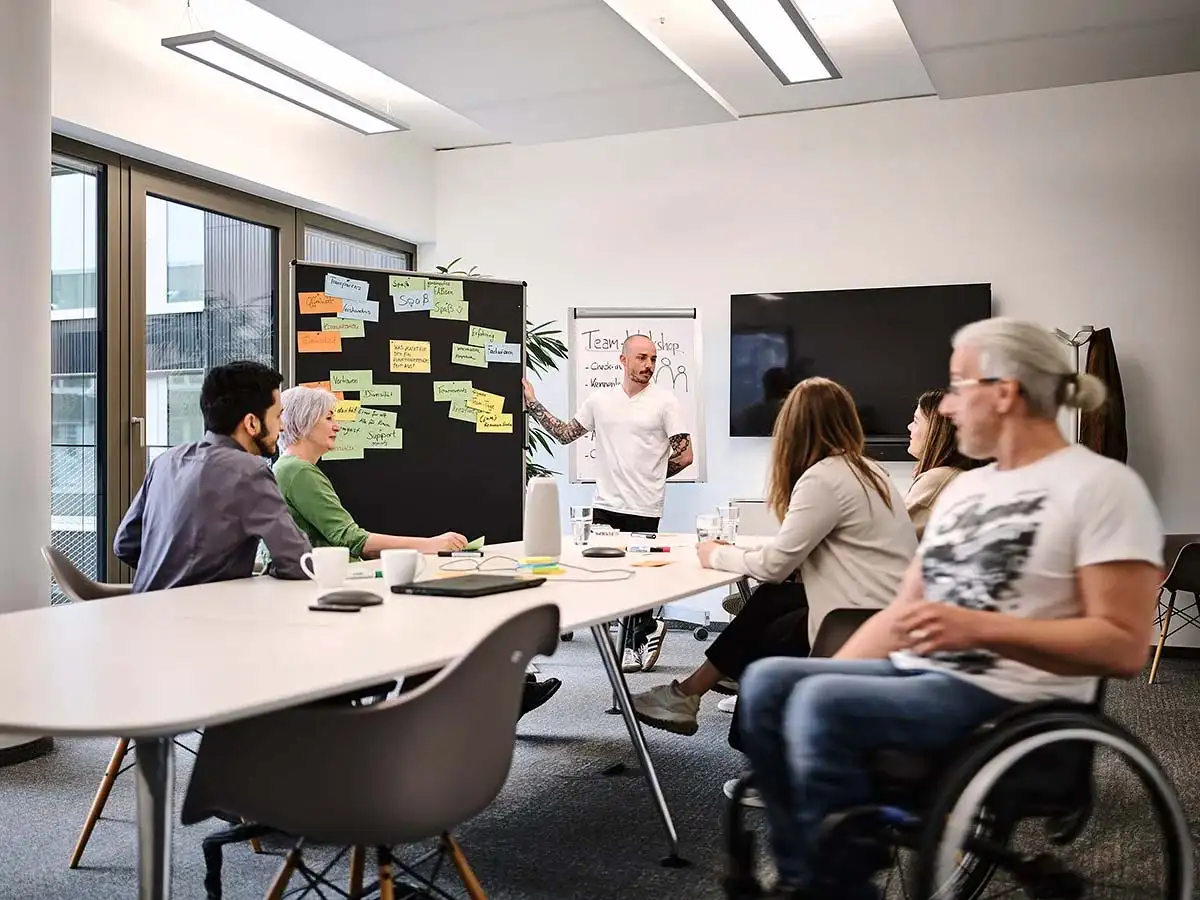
[723,776,765,808]
[640,618,668,672]
[519,677,561,718]
[713,676,738,695]
[621,646,642,673]
[718,694,738,714]
[631,681,701,736]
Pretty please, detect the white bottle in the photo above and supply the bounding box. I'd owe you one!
[523,476,562,561]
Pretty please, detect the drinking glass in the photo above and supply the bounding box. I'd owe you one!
[717,505,740,543]
[695,513,722,542]
[570,505,593,546]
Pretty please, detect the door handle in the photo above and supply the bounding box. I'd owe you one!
[131,416,146,448]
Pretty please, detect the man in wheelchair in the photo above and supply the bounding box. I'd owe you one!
[733,318,1167,900]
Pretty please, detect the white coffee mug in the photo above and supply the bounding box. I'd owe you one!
[381,548,427,587]
[300,546,350,589]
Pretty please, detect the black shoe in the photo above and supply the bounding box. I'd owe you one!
[519,677,562,717]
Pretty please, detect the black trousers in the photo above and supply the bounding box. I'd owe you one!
[592,506,661,649]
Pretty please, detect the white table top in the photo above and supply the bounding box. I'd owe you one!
[0,537,744,739]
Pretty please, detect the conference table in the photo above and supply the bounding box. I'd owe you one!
[0,535,747,900]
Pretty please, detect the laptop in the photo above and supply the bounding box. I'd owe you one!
[390,573,547,598]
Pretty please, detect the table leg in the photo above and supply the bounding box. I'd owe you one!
[590,624,689,868]
[134,736,175,900]
[606,616,631,714]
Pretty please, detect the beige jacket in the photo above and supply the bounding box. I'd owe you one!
[905,466,961,540]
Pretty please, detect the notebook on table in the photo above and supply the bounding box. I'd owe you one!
[390,573,546,598]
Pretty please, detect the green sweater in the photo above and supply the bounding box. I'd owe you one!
[272,454,370,561]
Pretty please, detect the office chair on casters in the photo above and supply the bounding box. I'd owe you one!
[1148,542,1200,684]
[182,604,561,900]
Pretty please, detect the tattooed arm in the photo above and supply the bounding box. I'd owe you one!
[666,433,693,477]
[527,400,589,444]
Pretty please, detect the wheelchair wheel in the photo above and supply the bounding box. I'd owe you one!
[890,807,1012,900]
[910,711,1194,900]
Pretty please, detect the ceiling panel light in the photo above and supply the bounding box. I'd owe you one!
[712,0,840,85]
[162,31,409,135]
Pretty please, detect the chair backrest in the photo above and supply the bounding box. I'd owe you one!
[41,546,131,602]
[1162,542,1200,593]
[182,603,561,848]
[810,607,879,658]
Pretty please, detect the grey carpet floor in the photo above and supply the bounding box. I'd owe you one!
[1,634,1197,900]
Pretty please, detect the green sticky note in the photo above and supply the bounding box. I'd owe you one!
[360,385,401,405]
[389,274,427,294]
[320,317,366,338]
[428,279,464,301]
[364,425,404,450]
[330,370,373,391]
[431,297,469,321]
[468,325,506,347]
[448,400,478,423]
[323,447,364,461]
[465,536,485,550]
[332,422,368,449]
[357,407,398,429]
[433,380,472,402]
[451,343,488,368]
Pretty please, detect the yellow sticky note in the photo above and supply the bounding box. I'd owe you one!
[389,275,427,294]
[364,426,404,450]
[323,447,364,461]
[429,279,464,301]
[330,370,373,391]
[448,400,478,423]
[431,297,469,322]
[451,343,488,369]
[433,380,472,403]
[320,317,366,338]
[332,400,361,421]
[468,325,506,347]
[297,331,342,353]
[333,422,368,449]
[298,292,343,315]
[476,412,514,434]
[467,388,505,415]
[357,407,398,429]
[390,340,431,374]
[360,385,401,405]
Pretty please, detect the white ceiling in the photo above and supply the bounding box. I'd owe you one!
[239,0,1200,148]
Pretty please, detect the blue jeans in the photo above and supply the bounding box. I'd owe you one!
[739,657,1013,898]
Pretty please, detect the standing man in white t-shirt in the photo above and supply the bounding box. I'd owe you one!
[523,334,693,672]
[734,318,1164,900]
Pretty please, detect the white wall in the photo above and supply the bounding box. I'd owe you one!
[52,0,436,243]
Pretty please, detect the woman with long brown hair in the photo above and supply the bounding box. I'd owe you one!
[630,377,917,738]
[905,389,988,538]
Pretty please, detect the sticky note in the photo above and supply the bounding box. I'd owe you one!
[431,297,469,321]
[323,448,364,461]
[339,298,380,323]
[486,342,521,364]
[465,536,485,550]
[476,411,514,434]
[298,292,342,315]
[390,340,431,374]
[467,388,505,415]
[357,407,398,429]
[428,279,464,301]
[324,273,369,303]
[333,422,368,449]
[360,385,401,405]
[393,290,433,313]
[433,380,472,403]
[330,370,373,391]
[451,343,488,368]
[364,426,404,450]
[300,380,332,392]
[298,331,342,353]
[320,317,365,338]
[332,400,361,421]
[389,275,427,294]
[468,325,506,347]
[448,400,478,423]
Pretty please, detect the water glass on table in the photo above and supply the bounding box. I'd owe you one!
[570,505,593,546]
[717,505,740,543]
[696,513,723,542]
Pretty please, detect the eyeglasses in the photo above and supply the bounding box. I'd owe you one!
[947,377,1001,394]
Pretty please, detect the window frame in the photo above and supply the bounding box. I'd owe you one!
[296,210,417,266]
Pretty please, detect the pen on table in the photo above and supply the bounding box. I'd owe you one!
[438,550,484,557]
[346,571,383,580]
[649,547,671,553]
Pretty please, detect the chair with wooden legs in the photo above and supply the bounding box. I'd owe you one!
[182,604,561,900]
[1148,542,1200,684]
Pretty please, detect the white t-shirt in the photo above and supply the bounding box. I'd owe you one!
[891,444,1163,703]
[573,384,687,518]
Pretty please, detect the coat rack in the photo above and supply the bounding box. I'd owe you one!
[1053,324,1095,442]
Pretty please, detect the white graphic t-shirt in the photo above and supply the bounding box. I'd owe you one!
[891,444,1163,703]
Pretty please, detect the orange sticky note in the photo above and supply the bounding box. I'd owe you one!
[297,331,342,353]
[298,292,343,315]
[298,381,344,400]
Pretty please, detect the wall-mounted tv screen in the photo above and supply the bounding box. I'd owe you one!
[730,283,992,460]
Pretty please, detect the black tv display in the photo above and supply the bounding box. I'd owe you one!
[729,283,992,460]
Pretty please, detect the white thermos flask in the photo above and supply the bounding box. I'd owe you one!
[523,476,562,561]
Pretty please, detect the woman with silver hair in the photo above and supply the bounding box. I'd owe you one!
[273,385,468,558]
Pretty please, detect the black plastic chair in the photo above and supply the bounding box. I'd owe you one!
[1148,542,1200,684]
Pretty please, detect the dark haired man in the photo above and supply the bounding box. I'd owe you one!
[115,361,311,592]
